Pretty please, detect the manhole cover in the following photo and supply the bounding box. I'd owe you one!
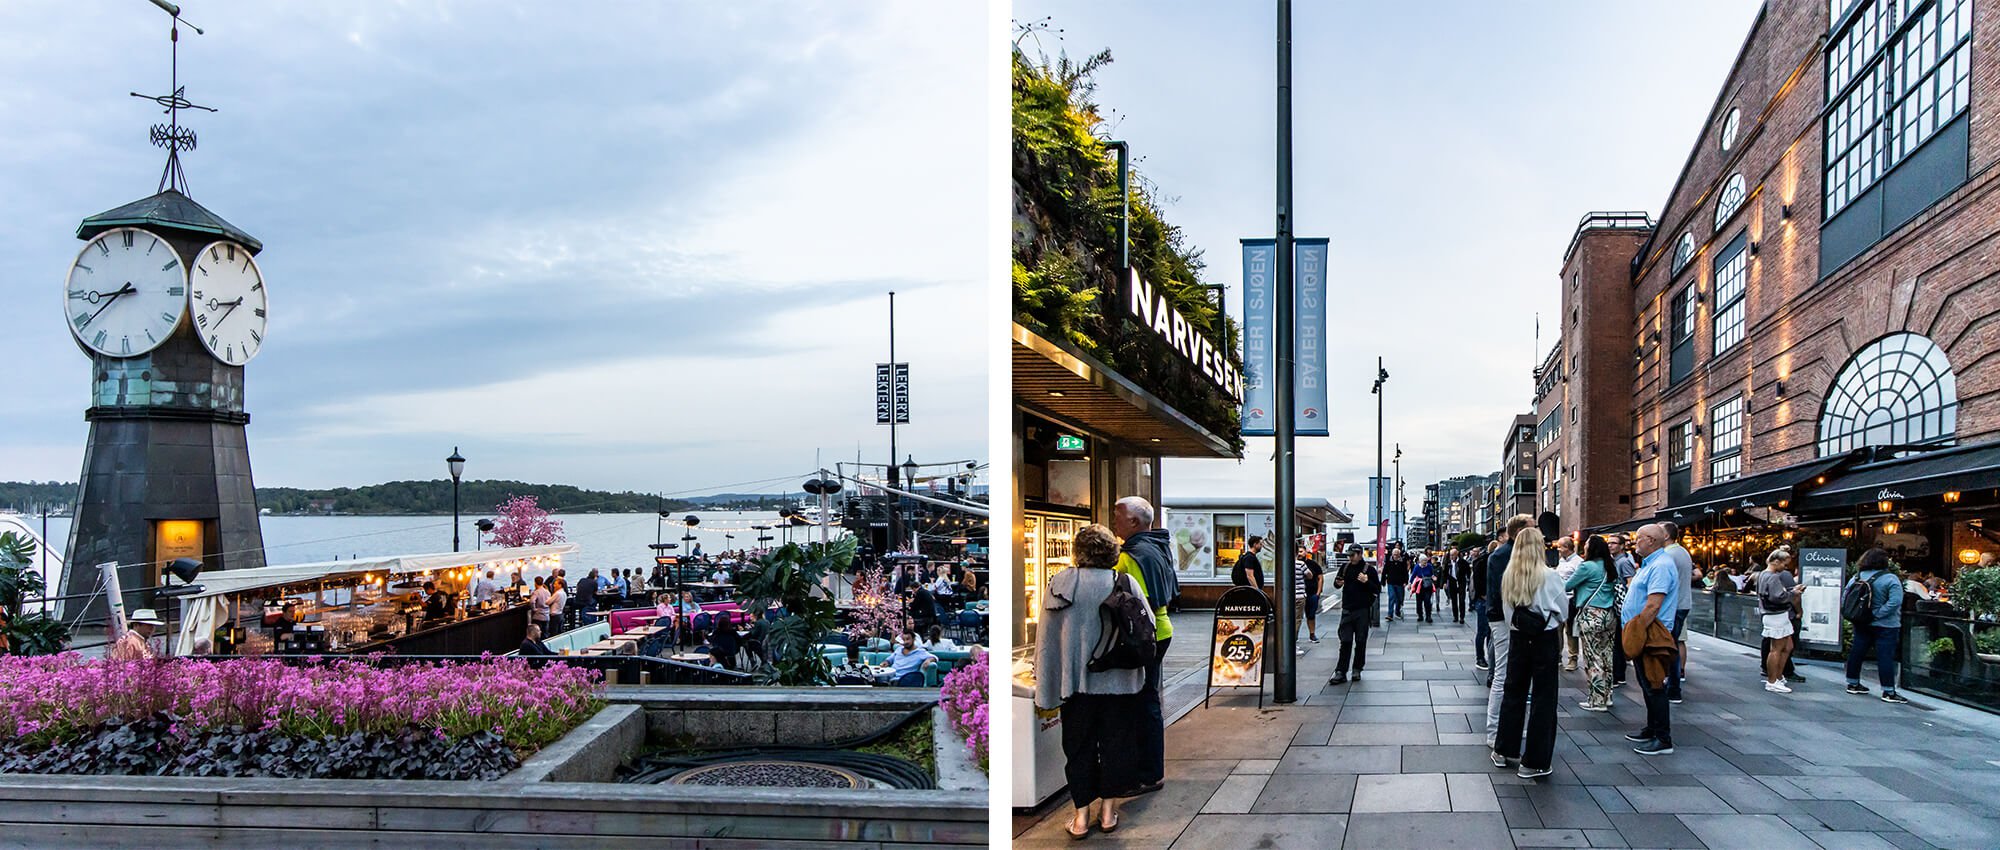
[669,760,863,788]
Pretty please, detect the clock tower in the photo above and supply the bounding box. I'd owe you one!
[61,4,270,618]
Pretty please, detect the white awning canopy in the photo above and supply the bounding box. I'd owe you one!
[178,543,576,601]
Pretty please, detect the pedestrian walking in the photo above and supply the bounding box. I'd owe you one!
[1232,536,1266,591]
[1756,546,1804,694]
[1300,545,1325,643]
[1484,514,1535,748]
[1492,526,1567,779]
[1623,523,1682,756]
[1661,521,1695,703]
[1472,539,1497,671]
[1446,547,1469,623]
[1383,544,1410,620]
[1411,554,1437,623]
[1328,544,1379,684]
[1035,523,1154,838]
[1110,496,1175,796]
[1843,548,1909,704]
[1566,534,1620,711]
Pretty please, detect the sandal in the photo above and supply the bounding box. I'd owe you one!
[1066,811,1090,840]
[1099,806,1120,834]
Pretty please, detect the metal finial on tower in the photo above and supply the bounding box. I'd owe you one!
[130,0,214,196]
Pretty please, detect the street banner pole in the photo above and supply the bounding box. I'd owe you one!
[1271,0,1298,704]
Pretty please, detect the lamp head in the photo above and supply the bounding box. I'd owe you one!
[447,447,466,482]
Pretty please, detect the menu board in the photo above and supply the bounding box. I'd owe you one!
[1798,547,1846,649]
[1207,586,1273,708]
[1167,510,1216,578]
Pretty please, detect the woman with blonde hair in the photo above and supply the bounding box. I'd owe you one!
[1756,546,1803,693]
[1035,523,1154,838]
[1491,526,1568,779]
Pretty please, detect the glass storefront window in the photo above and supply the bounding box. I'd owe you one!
[1215,514,1248,571]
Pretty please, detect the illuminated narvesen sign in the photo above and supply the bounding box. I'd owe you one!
[1124,269,1242,400]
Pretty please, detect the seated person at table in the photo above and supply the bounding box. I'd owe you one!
[893,565,916,596]
[706,619,741,670]
[611,570,630,603]
[919,624,959,653]
[832,643,875,685]
[888,629,938,687]
[929,568,956,598]
[909,586,939,632]
[958,570,980,600]
[519,623,555,656]
[708,566,731,585]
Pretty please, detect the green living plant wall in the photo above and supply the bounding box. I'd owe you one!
[1012,47,1244,453]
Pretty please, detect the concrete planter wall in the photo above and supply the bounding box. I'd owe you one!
[0,688,988,847]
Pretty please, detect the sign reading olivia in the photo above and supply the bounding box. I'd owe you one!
[1124,268,1242,399]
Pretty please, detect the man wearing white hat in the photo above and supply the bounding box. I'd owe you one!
[110,609,163,661]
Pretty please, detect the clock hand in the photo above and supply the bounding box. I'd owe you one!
[84,283,137,327]
[213,297,245,328]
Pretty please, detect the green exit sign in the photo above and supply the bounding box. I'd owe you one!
[1056,434,1087,453]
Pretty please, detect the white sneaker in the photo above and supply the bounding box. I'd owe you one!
[1765,680,1792,694]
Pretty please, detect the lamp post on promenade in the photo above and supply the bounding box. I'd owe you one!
[447,447,465,552]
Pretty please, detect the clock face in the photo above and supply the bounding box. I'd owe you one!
[64,227,188,358]
[190,241,268,366]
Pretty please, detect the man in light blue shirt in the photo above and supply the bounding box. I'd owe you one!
[888,629,938,686]
[1623,524,1680,756]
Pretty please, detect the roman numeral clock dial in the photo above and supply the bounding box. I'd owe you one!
[64,227,188,358]
[191,240,269,366]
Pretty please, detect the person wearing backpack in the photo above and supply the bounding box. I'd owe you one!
[1565,534,1621,711]
[1843,548,1908,704]
[1035,523,1155,838]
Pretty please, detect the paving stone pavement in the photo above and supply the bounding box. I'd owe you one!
[1014,598,2000,849]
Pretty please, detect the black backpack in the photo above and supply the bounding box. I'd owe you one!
[1088,573,1157,672]
[1841,572,1880,624]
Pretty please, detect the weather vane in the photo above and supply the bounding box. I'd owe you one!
[131,0,214,197]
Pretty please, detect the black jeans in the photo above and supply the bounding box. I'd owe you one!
[1137,637,1170,785]
[1336,608,1372,674]
[1416,590,1434,622]
[1472,599,1492,665]
[1846,625,1901,689]
[1494,626,1560,769]
[1059,692,1143,807]
[1638,648,1675,745]
[1666,614,1688,699]
[1448,587,1466,622]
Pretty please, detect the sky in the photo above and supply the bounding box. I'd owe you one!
[0,1,989,495]
[1013,0,1764,523]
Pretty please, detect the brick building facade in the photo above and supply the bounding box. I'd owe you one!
[1554,0,2000,537]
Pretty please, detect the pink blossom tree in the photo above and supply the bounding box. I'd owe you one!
[845,562,904,643]
[486,495,566,548]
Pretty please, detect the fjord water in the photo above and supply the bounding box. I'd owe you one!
[36,511,844,575]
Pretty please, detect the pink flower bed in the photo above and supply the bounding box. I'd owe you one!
[937,654,988,771]
[0,654,604,752]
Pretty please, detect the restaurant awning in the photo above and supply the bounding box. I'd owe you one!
[1586,515,1655,536]
[180,543,577,601]
[1014,323,1238,458]
[1791,442,2000,513]
[1660,451,1864,524]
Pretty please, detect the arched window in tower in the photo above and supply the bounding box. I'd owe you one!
[1816,332,1959,456]
[1713,173,1748,230]
[1672,232,1696,275]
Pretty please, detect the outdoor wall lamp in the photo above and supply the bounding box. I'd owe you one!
[1878,500,1894,513]
[1945,491,1963,503]
[1692,424,1703,436]
[1840,527,1854,537]
[1775,380,1787,398]
[1780,204,1793,220]
[1883,522,1900,535]
[1749,241,1760,256]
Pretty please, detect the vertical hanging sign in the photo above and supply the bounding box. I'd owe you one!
[1294,238,1329,436]
[1241,239,1276,436]
[875,364,893,424]
[893,363,910,424]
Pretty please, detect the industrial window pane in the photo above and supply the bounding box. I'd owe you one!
[1816,332,1959,456]
[1712,236,1748,356]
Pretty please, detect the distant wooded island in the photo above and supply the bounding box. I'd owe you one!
[0,480,797,516]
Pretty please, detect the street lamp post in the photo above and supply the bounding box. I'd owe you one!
[1372,360,1390,529]
[447,447,466,552]
[901,456,919,554]
[1393,444,1403,542]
